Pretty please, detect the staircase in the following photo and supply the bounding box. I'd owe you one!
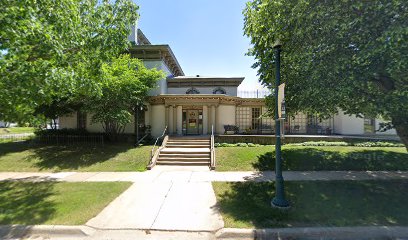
[156,137,211,166]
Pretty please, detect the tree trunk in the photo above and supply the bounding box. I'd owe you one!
[392,117,408,151]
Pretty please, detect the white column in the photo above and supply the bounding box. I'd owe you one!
[203,105,208,135]
[211,105,216,134]
[177,105,183,135]
[168,105,174,134]
[165,106,169,132]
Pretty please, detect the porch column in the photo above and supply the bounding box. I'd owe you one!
[211,105,216,134]
[203,105,208,134]
[168,105,174,134]
[165,106,169,132]
[177,105,183,135]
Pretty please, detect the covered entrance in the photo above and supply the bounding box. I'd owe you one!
[183,108,203,135]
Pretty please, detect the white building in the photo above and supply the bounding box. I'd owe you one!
[58,29,396,138]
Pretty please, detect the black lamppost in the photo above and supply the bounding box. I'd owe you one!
[271,40,290,208]
[135,104,143,147]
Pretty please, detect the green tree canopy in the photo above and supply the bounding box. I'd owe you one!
[88,54,164,138]
[244,0,408,148]
[0,0,139,122]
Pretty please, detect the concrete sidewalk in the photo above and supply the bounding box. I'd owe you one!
[0,169,407,182]
[86,182,223,231]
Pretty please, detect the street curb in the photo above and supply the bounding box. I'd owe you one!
[216,226,408,239]
[0,225,95,239]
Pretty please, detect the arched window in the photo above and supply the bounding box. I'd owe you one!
[213,87,226,94]
[186,87,200,94]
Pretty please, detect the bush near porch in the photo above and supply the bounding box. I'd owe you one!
[215,135,401,145]
[215,145,408,171]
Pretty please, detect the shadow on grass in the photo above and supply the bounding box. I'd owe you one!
[0,141,136,171]
[214,180,408,228]
[29,144,133,171]
[253,148,408,171]
[0,181,56,225]
[0,142,32,157]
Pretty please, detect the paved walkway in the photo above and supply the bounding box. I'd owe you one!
[86,182,223,231]
[0,168,407,182]
[1,168,408,234]
[0,133,34,139]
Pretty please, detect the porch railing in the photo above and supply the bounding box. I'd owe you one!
[147,126,167,170]
[210,124,216,170]
[237,90,271,98]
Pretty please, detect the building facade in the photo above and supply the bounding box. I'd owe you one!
[58,29,396,138]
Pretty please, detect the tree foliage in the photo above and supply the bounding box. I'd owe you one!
[88,54,163,138]
[243,0,408,148]
[0,0,139,121]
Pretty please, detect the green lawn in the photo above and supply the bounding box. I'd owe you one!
[0,142,151,172]
[213,180,408,228]
[216,145,408,171]
[0,127,35,135]
[0,181,131,225]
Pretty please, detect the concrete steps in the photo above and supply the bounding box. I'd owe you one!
[156,137,211,167]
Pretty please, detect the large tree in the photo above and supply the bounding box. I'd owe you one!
[0,0,139,121]
[88,54,164,139]
[243,0,408,148]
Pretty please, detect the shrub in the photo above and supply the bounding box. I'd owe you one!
[292,141,349,146]
[236,143,248,147]
[353,141,404,147]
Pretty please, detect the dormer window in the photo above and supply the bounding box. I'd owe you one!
[186,87,200,94]
[213,87,226,95]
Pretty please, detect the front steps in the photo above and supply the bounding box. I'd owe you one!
[156,137,211,166]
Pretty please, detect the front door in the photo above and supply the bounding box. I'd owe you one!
[186,110,199,135]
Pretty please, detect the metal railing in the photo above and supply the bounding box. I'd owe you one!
[32,134,104,145]
[147,126,167,169]
[237,90,271,98]
[136,133,149,147]
[210,125,216,170]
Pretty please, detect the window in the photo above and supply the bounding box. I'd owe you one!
[186,87,200,94]
[77,111,87,130]
[251,107,261,130]
[213,87,226,94]
[364,118,375,134]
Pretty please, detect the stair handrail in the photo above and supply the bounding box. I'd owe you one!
[135,133,149,147]
[210,124,216,170]
[150,126,167,160]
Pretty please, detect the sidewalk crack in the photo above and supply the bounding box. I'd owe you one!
[150,182,173,229]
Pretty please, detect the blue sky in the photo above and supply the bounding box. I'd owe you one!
[134,0,263,90]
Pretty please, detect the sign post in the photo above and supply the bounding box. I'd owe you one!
[271,41,290,208]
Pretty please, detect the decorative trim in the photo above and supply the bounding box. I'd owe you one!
[148,94,266,107]
[213,87,226,94]
[186,87,200,94]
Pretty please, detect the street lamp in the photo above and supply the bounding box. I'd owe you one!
[135,104,143,147]
[271,40,290,208]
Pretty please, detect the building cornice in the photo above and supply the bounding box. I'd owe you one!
[167,77,244,87]
[128,45,184,77]
[148,94,265,106]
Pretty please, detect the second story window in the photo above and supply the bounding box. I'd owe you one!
[213,87,226,94]
[186,87,200,94]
